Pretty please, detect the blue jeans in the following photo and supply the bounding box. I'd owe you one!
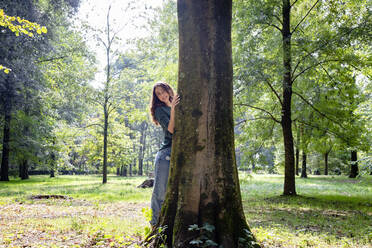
[150,147,171,226]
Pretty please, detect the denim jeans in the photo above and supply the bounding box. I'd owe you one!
[150,147,171,226]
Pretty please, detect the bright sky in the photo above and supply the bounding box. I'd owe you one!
[77,0,164,88]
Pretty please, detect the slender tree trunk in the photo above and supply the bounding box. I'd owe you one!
[103,108,108,184]
[349,150,358,178]
[295,123,300,176]
[116,167,120,176]
[281,0,296,195]
[324,152,329,175]
[122,166,127,177]
[102,6,113,184]
[1,101,11,181]
[50,152,55,178]
[20,159,29,180]
[152,1,259,247]
[138,122,148,176]
[295,147,299,176]
[301,151,307,178]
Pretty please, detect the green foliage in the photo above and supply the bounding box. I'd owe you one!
[188,223,218,248]
[232,0,371,174]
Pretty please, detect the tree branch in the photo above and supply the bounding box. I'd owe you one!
[37,55,69,63]
[292,91,347,130]
[265,22,282,33]
[296,119,348,143]
[292,23,362,74]
[84,123,104,129]
[235,103,281,123]
[292,59,340,82]
[291,0,300,7]
[234,117,273,126]
[261,76,283,106]
[272,14,283,25]
[292,0,321,34]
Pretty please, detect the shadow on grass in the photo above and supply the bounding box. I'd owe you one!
[244,194,372,241]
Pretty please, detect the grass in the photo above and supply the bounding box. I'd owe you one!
[0,174,371,247]
[240,174,372,248]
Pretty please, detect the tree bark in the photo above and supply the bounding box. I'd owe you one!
[138,121,148,176]
[349,150,358,178]
[295,123,300,176]
[102,108,108,184]
[324,152,329,175]
[152,1,259,247]
[122,166,127,177]
[281,0,296,195]
[301,151,307,178]
[0,98,11,181]
[295,147,299,176]
[20,159,29,180]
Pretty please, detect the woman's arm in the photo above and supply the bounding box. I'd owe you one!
[167,95,180,134]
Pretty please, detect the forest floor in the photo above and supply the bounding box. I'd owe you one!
[0,174,371,248]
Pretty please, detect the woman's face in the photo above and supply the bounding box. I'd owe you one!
[155,86,170,104]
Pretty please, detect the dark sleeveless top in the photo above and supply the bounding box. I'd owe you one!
[155,105,172,150]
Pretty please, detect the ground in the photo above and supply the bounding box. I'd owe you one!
[0,174,371,247]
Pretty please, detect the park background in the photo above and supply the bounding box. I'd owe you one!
[0,0,371,247]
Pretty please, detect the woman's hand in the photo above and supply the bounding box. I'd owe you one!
[171,94,180,110]
[168,94,180,134]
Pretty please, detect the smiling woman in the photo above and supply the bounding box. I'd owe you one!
[148,82,180,226]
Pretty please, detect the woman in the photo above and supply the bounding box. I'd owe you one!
[149,82,180,226]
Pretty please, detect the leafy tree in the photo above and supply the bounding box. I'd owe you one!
[232,0,370,194]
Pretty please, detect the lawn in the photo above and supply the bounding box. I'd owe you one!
[0,174,371,247]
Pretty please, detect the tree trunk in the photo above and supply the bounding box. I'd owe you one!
[50,146,56,178]
[295,123,300,176]
[301,151,307,178]
[116,167,120,176]
[281,0,296,195]
[324,152,329,175]
[152,1,259,247]
[138,121,148,176]
[349,150,358,178]
[102,108,108,184]
[121,166,127,177]
[0,102,11,181]
[295,147,299,176]
[20,159,29,180]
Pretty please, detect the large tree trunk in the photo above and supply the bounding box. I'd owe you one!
[301,151,307,178]
[349,150,358,178]
[281,0,296,195]
[324,152,329,175]
[152,1,259,247]
[1,99,11,181]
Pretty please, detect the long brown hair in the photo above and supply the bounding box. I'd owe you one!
[150,82,175,125]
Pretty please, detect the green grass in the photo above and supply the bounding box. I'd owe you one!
[0,174,371,247]
[240,174,372,247]
[0,175,151,203]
